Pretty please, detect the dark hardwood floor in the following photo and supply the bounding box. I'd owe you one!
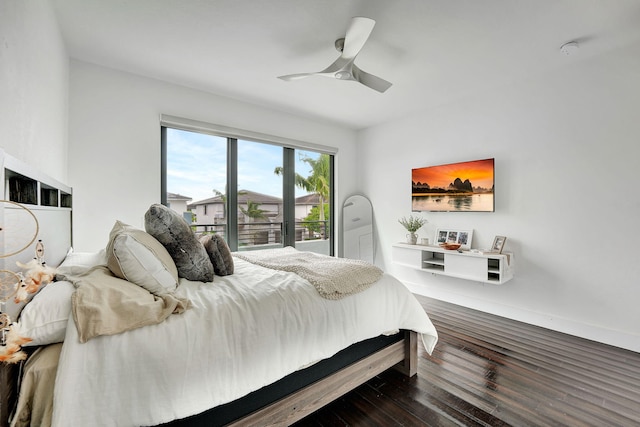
[293,296,640,426]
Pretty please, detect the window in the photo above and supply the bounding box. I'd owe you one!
[236,139,284,249]
[161,119,334,256]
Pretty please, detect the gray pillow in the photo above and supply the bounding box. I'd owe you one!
[144,204,214,282]
[200,234,234,276]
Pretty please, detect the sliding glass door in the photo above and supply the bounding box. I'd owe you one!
[289,149,331,255]
[236,139,284,250]
[162,127,333,255]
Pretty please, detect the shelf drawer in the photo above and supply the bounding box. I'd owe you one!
[392,246,422,267]
[445,254,487,280]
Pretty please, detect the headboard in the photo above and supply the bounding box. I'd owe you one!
[0,149,72,318]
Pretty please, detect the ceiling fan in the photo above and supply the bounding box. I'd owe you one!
[278,17,392,93]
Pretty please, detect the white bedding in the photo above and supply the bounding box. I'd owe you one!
[52,257,438,427]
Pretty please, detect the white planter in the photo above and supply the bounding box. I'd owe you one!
[406,232,418,245]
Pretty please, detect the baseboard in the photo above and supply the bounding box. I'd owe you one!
[405,281,640,353]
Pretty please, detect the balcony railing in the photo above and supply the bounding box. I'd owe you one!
[192,220,328,248]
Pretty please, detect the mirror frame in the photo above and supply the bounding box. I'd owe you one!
[342,195,374,263]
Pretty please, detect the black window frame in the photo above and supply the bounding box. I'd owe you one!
[161,125,334,255]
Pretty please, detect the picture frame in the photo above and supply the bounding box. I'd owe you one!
[435,228,473,250]
[491,236,507,253]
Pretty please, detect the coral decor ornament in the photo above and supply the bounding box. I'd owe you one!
[0,271,32,363]
[0,313,32,364]
[0,321,31,363]
[0,202,47,363]
[15,258,56,300]
[13,275,29,304]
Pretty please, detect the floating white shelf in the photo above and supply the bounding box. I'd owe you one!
[392,243,514,285]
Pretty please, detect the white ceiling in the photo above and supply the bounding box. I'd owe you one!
[52,0,640,130]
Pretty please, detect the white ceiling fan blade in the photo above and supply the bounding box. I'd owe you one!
[341,17,375,60]
[278,73,313,81]
[279,57,354,82]
[352,65,392,93]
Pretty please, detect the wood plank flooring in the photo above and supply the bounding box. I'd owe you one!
[293,296,640,426]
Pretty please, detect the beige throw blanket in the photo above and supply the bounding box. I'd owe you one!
[70,266,190,343]
[10,343,62,427]
[233,247,383,300]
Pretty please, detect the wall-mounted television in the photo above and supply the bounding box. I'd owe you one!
[412,158,494,212]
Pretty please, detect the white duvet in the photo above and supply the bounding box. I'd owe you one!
[52,258,438,427]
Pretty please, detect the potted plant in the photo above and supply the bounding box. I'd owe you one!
[398,215,427,244]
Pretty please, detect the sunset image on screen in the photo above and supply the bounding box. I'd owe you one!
[412,159,494,190]
[412,158,494,212]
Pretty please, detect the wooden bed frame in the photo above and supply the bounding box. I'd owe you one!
[163,331,418,426]
[229,330,418,426]
[1,331,417,427]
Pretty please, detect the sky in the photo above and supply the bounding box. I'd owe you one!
[412,158,494,189]
[166,128,319,202]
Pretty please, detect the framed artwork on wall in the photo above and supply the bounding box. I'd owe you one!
[435,228,473,250]
[412,158,495,212]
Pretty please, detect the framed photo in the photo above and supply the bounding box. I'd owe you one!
[435,228,473,250]
[491,236,507,253]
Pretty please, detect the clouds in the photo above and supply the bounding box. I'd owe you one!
[167,129,227,202]
[167,129,319,203]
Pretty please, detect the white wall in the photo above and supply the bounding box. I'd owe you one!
[0,0,68,182]
[68,61,358,252]
[359,41,640,352]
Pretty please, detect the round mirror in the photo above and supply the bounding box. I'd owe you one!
[342,195,373,263]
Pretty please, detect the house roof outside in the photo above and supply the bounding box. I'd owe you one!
[295,193,322,205]
[187,190,323,222]
[167,192,192,201]
[188,189,285,208]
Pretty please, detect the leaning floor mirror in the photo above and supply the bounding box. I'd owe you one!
[342,195,374,263]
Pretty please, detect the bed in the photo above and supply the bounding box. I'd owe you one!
[4,251,437,426]
[0,199,438,427]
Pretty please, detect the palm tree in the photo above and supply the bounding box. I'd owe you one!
[239,200,269,245]
[212,188,248,221]
[275,154,330,224]
[239,200,268,222]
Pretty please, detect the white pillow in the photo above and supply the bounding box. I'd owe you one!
[17,280,75,346]
[106,221,179,295]
[56,248,107,279]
